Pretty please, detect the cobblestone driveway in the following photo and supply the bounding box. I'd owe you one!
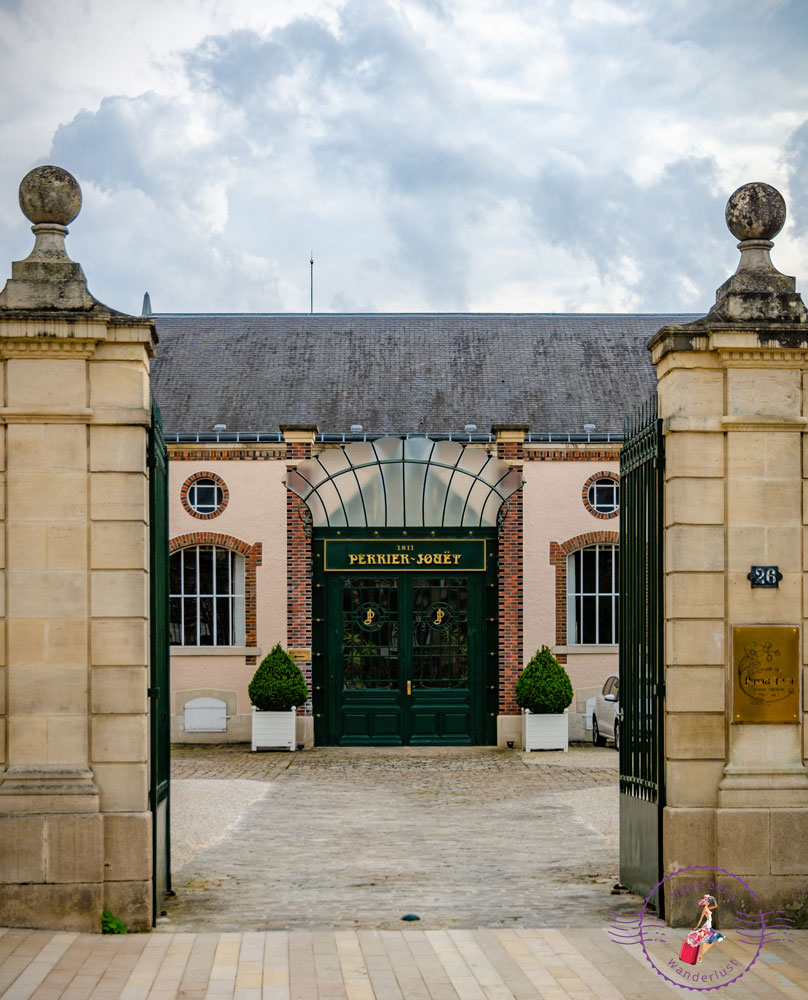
[162,745,642,932]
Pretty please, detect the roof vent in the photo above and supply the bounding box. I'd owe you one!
[213,423,227,432]
[350,424,363,433]
[464,423,477,433]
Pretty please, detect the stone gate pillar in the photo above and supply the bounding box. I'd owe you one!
[651,183,808,925]
[0,167,156,930]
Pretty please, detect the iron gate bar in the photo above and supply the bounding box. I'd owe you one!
[619,390,665,914]
[148,398,171,924]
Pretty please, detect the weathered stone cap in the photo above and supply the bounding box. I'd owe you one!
[701,182,807,326]
[0,165,122,315]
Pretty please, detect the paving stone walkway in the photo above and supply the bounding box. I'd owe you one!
[2,926,806,999]
[163,745,634,932]
[4,747,806,997]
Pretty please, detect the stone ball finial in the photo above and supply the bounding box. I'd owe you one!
[19,165,82,227]
[725,182,786,242]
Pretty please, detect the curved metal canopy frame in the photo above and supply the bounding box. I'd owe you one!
[286,438,522,528]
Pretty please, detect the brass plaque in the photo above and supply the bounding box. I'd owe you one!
[287,648,311,663]
[732,626,800,723]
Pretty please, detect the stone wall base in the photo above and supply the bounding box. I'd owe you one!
[0,883,105,933]
[171,714,315,748]
[104,880,152,933]
[0,811,153,933]
[663,805,808,928]
[665,868,808,929]
[171,713,252,743]
[497,714,522,748]
[498,713,591,747]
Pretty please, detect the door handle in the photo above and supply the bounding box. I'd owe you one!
[407,680,412,695]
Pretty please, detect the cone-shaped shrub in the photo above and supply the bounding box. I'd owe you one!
[248,643,309,711]
[515,645,573,714]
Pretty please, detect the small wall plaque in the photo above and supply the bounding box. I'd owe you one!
[732,626,799,723]
[747,565,782,588]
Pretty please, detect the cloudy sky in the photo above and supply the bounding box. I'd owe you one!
[0,0,806,315]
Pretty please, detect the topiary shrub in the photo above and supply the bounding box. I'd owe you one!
[515,645,573,714]
[248,643,309,711]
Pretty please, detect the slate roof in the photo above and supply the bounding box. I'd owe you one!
[151,313,695,435]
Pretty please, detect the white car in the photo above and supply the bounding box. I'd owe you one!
[592,675,620,750]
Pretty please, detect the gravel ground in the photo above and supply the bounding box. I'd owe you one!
[170,779,270,868]
[170,746,622,871]
[165,745,631,930]
[523,747,620,847]
[170,768,621,873]
[553,784,620,845]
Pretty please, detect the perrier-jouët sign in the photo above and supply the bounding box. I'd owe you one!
[324,538,487,572]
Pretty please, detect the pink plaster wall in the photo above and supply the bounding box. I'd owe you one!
[171,654,256,713]
[522,456,620,696]
[167,453,620,723]
[168,458,288,714]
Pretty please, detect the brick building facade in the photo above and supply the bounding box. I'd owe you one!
[154,313,689,746]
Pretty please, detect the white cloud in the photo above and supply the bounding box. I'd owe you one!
[0,0,806,313]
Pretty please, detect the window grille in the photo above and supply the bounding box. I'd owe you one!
[169,545,245,645]
[567,544,619,644]
[188,479,224,515]
[588,477,619,514]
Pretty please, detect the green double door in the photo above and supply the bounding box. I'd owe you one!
[324,573,484,744]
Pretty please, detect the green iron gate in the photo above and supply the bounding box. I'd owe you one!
[619,392,665,915]
[148,399,171,923]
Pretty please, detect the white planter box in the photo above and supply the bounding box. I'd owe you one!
[251,707,297,751]
[522,708,569,752]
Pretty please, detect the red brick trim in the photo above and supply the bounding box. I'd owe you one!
[497,440,523,715]
[286,441,313,713]
[549,531,619,647]
[581,470,620,520]
[169,532,263,656]
[180,471,230,520]
[525,449,621,462]
[169,447,285,461]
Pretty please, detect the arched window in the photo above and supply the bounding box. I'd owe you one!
[567,544,619,644]
[169,545,245,646]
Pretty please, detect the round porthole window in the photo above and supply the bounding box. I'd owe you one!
[582,472,619,519]
[181,472,229,519]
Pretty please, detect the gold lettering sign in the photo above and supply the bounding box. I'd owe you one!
[325,539,487,572]
[732,626,800,724]
[287,648,311,663]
